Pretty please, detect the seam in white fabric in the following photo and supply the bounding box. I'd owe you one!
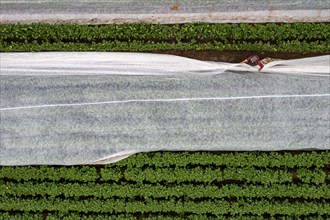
[1,94,329,111]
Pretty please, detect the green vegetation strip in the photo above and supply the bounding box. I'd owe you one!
[1,182,329,199]
[1,23,329,52]
[117,151,330,168]
[1,151,329,219]
[0,213,217,220]
[1,213,281,220]
[1,196,329,215]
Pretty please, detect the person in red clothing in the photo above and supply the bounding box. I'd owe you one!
[240,55,264,71]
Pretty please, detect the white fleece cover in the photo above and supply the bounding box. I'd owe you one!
[0,52,329,165]
[0,0,329,24]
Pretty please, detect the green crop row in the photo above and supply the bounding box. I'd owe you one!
[2,182,329,199]
[1,196,329,215]
[0,212,198,220]
[1,23,329,43]
[0,213,45,220]
[3,212,324,220]
[0,23,329,53]
[123,167,327,184]
[297,168,329,184]
[1,165,326,184]
[0,166,98,182]
[116,151,330,168]
[1,152,328,183]
[1,39,328,53]
[0,212,220,220]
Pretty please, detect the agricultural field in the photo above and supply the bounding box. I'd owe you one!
[1,151,330,219]
[1,21,330,219]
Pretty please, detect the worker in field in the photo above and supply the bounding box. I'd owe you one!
[240,55,264,71]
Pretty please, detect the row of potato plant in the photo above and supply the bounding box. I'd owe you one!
[1,196,329,215]
[1,23,329,52]
[1,23,328,42]
[1,39,328,53]
[2,182,329,199]
[3,212,325,220]
[115,151,330,168]
[1,152,328,183]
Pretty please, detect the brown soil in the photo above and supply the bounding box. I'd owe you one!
[147,50,329,63]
